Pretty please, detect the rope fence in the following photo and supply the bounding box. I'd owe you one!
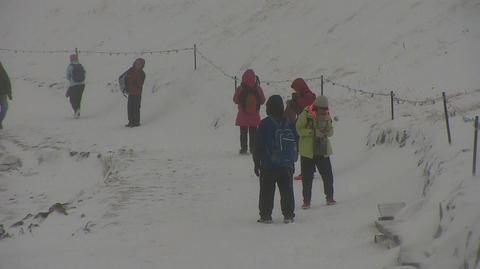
[0,47,194,56]
[2,44,479,120]
[195,48,235,80]
[2,44,480,171]
[2,45,476,106]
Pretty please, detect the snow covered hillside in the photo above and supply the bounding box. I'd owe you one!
[1,0,479,268]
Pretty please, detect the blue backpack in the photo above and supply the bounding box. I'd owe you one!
[270,117,297,167]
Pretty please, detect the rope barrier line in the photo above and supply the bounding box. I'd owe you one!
[195,49,236,80]
[324,78,480,106]
[2,46,479,106]
[263,75,325,85]
[0,48,71,54]
[0,47,193,56]
[77,47,193,55]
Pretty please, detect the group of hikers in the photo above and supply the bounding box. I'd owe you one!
[233,69,336,224]
[0,56,146,128]
[0,58,334,224]
[65,55,146,127]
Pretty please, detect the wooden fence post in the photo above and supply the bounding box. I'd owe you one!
[443,92,452,145]
[390,91,395,120]
[193,44,197,71]
[473,116,478,176]
[321,75,324,96]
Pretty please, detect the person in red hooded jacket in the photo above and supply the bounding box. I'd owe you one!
[289,78,316,180]
[291,78,316,113]
[125,58,145,127]
[233,69,266,154]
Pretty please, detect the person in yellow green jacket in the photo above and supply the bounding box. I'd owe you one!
[296,95,336,208]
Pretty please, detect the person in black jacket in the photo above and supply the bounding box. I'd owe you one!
[253,95,297,224]
[0,61,12,129]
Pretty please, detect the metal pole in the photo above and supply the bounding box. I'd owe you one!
[390,91,394,120]
[473,116,478,176]
[234,76,237,91]
[193,44,197,71]
[443,92,452,145]
[321,75,324,96]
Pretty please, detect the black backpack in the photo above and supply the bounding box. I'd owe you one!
[71,64,85,83]
[118,70,128,95]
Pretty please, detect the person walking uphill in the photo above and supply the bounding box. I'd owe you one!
[0,62,12,129]
[233,69,266,154]
[253,95,297,224]
[296,95,336,209]
[125,58,145,128]
[66,54,86,119]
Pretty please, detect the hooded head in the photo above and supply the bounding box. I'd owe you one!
[241,69,256,88]
[69,54,78,63]
[133,58,145,70]
[266,95,284,120]
[290,78,310,94]
[314,96,329,109]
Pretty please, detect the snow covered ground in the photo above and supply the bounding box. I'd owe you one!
[1,0,480,268]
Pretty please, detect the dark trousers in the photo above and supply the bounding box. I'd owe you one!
[127,95,142,126]
[301,155,334,203]
[68,84,85,112]
[259,167,295,220]
[240,126,256,152]
[0,95,8,126]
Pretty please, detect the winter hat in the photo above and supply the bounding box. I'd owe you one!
[241,69,256,88]
[291,78,310,94]
[266,95,284,119]
[133,58,145,69]
[315,96,329,108]
[69,54,78,62]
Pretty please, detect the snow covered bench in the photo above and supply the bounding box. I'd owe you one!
[377,202,406,221]
[374,202,406,248]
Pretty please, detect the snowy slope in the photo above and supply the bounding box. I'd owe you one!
[1,0,480,268]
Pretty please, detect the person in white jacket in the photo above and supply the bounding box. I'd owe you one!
[66,54,86,118]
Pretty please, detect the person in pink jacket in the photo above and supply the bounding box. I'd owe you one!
[233,69,266,155]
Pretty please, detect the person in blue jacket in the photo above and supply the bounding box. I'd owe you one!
[252,95,297,224]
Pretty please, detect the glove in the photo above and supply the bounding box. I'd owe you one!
[7,93,12,100]
[315,129,325,138]
[254,164,261,177]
